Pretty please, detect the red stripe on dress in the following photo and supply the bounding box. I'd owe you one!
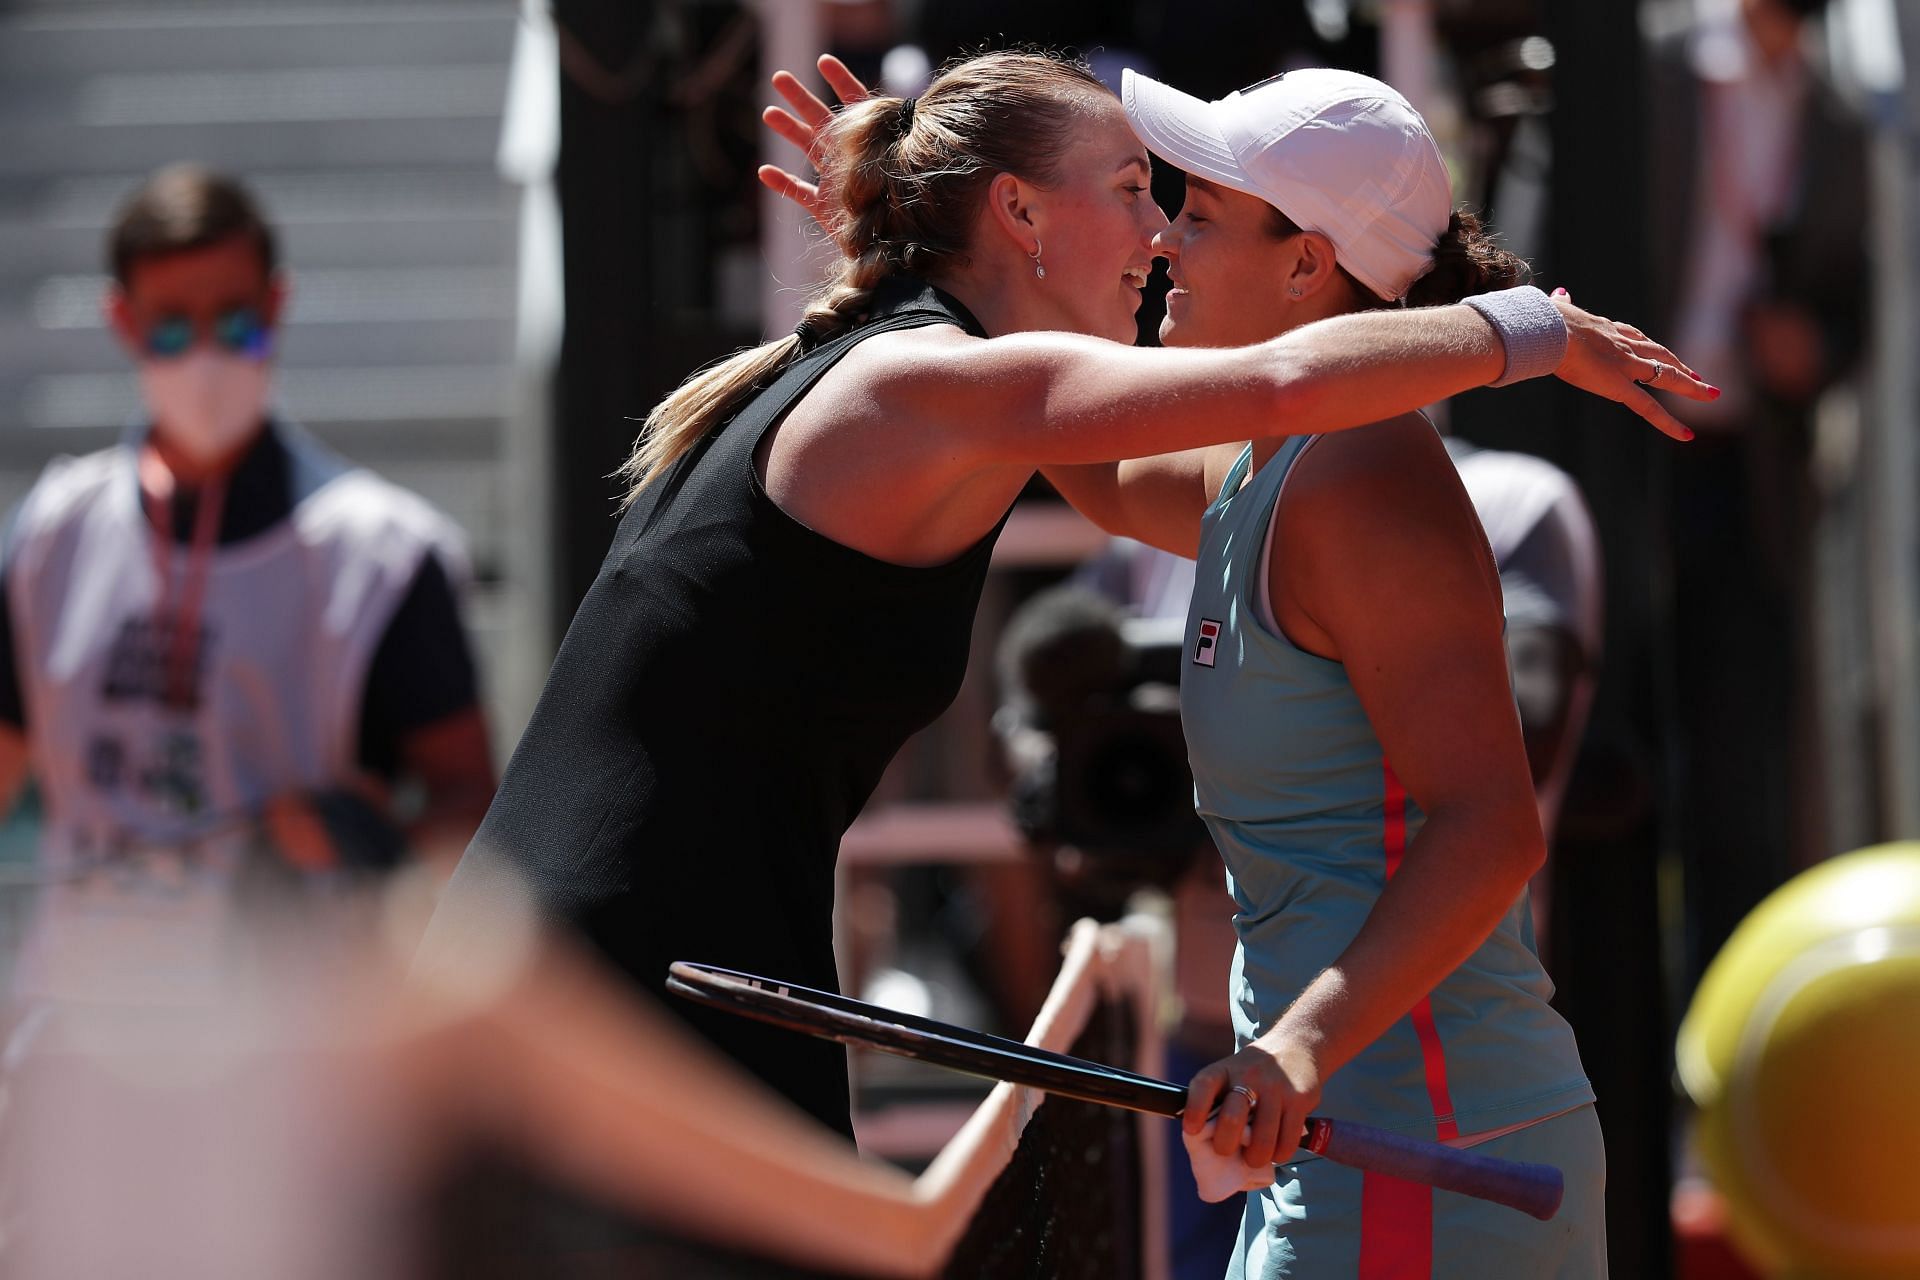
[1382,761,1460,1141]
[1358,1169,1432,1277]
[1382,762,1407,877]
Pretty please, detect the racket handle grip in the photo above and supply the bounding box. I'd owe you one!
[1301,1117,1564,1221]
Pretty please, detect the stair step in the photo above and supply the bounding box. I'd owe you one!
[0,117,505,178]
[0,317,513,383]
[0,6,511,78]
[34,168,515,228]
[0,217,516,284]
[31,265,512,328]
[0,168,515,282]
[16,363,511,432]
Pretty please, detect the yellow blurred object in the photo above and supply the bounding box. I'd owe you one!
[1677,843,1920,1277]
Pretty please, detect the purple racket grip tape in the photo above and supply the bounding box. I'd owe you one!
[1301,1117,1564,1221]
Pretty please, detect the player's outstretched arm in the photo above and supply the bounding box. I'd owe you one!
[862,295,1701,486]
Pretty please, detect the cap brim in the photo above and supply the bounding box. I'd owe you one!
[1120,69,1262,202]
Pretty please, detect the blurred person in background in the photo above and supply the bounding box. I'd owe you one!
[0,164,494,1015]
[1646,0,1869,983]
[1444,435,1603,967]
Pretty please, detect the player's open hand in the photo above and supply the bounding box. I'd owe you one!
[1184,1034,1325,1172]
[759,54,872,231]
[1549,288,1717,442]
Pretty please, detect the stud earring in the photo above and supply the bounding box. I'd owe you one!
[1287,286,1303,298]
[1029,240,1046,280]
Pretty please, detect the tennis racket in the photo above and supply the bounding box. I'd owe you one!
[666,961,1563,1221]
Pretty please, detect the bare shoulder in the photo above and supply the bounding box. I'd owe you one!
[793,324,996,440]
[763,323,1032,561]
[780,323,981,446]
[838,322,1139,408]
[1279,414,1497,595]
[834,323,992,393]
[1285,416,1475,534]
[1288,414,1453,497]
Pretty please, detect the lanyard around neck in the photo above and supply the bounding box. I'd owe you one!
[139,449,228,711]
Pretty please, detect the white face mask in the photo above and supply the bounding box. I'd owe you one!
[139,349,273,466]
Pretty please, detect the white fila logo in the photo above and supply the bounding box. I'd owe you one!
[1193,618,1223,667]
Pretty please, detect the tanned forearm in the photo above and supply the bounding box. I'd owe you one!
[951,305,1506,467]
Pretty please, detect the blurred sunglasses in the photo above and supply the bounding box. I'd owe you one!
[139,306,272,360]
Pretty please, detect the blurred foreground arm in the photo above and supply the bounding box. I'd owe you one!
[412,920,992,1277]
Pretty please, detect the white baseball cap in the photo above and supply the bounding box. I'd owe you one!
[1121,67,1453,302]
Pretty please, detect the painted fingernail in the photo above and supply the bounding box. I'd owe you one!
[1708,385,1722,399]
[1551,287,1569,299]
[1682,427,1696,441]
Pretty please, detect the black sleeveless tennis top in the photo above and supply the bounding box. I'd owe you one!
[430,279,999,1138]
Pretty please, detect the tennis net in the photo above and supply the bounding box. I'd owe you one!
[872,913,1169,1279]
[937,938,1163,1278]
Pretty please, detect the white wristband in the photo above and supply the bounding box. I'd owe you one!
[1462,286,1569,387]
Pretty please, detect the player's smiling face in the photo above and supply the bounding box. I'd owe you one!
[1153,176,1303,349]
[1017,99,1168,345]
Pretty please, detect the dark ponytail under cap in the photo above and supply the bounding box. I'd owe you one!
[1404,210,1530,309]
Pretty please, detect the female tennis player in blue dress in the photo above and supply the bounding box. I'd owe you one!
[431,49,1706,1203]
[1057,72,1622,1277]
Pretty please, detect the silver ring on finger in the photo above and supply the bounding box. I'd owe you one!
[1637,361,1666,387]
[1230,1083,1259,1110]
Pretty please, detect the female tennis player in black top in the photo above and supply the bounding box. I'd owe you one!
[423,50,1709,1140]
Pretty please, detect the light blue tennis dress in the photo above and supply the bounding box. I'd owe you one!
[1179,437,1606,1279]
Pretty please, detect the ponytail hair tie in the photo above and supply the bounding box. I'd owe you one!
[897,96,917,134]
[793,314,827,349]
